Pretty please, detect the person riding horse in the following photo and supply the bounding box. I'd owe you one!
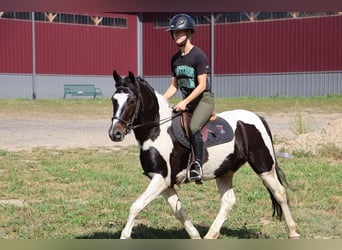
[163,13,215,183]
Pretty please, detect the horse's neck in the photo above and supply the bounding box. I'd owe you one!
[133,91,172,144]
[155,91,173,118]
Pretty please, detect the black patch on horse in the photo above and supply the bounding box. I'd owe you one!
[140,146,168,178]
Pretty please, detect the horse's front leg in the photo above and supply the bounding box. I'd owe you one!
[120,174,168,239]
[162,188,201,239]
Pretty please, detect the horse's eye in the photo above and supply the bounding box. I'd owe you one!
[128,99,135,106]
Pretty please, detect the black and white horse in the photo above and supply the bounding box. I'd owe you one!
[108,70,300,239]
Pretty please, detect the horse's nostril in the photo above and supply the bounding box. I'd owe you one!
[114,131,122,138]
[109,129,124,141]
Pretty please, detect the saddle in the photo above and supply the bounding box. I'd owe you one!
[172,111,234,149]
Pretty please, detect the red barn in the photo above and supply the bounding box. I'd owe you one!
[0,12,341,98]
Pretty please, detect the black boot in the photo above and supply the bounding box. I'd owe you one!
[189,130,203,184]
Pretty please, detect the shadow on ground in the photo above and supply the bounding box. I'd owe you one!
[76,224,269,239]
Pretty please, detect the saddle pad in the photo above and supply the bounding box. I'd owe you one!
[172,115,234,149]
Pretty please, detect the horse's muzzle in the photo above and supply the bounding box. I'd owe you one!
[108,127,125,142]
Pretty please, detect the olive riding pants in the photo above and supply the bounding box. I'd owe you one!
[189,91,215,134]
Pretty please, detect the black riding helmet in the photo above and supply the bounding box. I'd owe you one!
[167,14,196,47]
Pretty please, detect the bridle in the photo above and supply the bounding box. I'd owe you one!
[111,87,181,135]
[111,87,141,135]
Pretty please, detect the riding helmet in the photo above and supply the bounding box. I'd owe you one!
[167,13,196,34]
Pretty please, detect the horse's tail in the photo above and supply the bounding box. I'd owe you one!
[267,162,289,220]
[259,115,290,221]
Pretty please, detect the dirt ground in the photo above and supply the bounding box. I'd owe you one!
[0,112,341,154]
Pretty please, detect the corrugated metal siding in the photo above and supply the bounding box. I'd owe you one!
[0,13,341,99]
[0,74,32,98]
[35,14,137,75]
[142,14,174,75]
[215,15,342,74]
[0,13,138,76]
[211,72,342,97]
[0,73,115,99]
[0,19,32,73]
[142,14,342,76]
[144,72,341,98]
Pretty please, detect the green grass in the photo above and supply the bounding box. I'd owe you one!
[1,94,341,119]
[0,98,112,119]
[0,146,341,239]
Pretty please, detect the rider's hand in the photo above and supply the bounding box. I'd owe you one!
[174,100,188,112]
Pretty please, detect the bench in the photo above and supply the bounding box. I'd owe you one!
[63,84,103,99]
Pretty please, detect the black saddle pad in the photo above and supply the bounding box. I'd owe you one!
[172,115,234,149]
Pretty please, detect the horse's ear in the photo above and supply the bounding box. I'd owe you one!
[128,71,135,83]
[113,70,122,86]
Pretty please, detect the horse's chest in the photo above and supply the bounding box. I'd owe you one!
[140,136,173,178]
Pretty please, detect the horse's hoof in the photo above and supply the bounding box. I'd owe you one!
[120,235,131,239]
[204,232,220,239]
[288,233,300,239]
[191,236,202,239]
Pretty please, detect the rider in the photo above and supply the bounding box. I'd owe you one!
[163,13,214,183]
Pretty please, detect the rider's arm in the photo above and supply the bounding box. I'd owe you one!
[174,73,207,111]
[163,76,178,100]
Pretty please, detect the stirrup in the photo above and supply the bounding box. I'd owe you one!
[187,161,203,183]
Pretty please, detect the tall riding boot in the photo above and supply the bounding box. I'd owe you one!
[189,130,203,183]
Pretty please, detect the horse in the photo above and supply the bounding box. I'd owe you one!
[108,70,300,239]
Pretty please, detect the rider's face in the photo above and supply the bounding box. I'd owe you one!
[172,30,188,45]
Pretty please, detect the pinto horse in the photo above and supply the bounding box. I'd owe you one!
[108,70,300,239]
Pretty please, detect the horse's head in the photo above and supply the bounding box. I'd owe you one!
[108,70,141,142]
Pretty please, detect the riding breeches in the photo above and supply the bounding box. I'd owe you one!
[189,91,215,134]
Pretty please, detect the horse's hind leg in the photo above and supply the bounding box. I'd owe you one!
[162,188,201,239]
[204,171,236,239]
[260,171,300,239]
[120,174,168,239]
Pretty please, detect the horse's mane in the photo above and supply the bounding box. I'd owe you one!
[135,76,155,94]
[133,76,160,113]
[139,76,173,111]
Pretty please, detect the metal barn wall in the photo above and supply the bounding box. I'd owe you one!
[145,72,342,98]
[0,13,137,98]
[0,19,33,73]
[35,19,137,75]
[142,14,342,76]
[0,73,116,99]
[214,15,342,74]
[211,72,342,97]
[0,13,341,99]
[0,13,137,75]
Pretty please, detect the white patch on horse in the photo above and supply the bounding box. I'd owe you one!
[141,92,174,183]
[204,141,235,179]
[220,109,275,160]
[112,93,129,126]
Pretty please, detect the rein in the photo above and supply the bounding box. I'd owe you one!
[131,111,181,130]
[113,110,182,134]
